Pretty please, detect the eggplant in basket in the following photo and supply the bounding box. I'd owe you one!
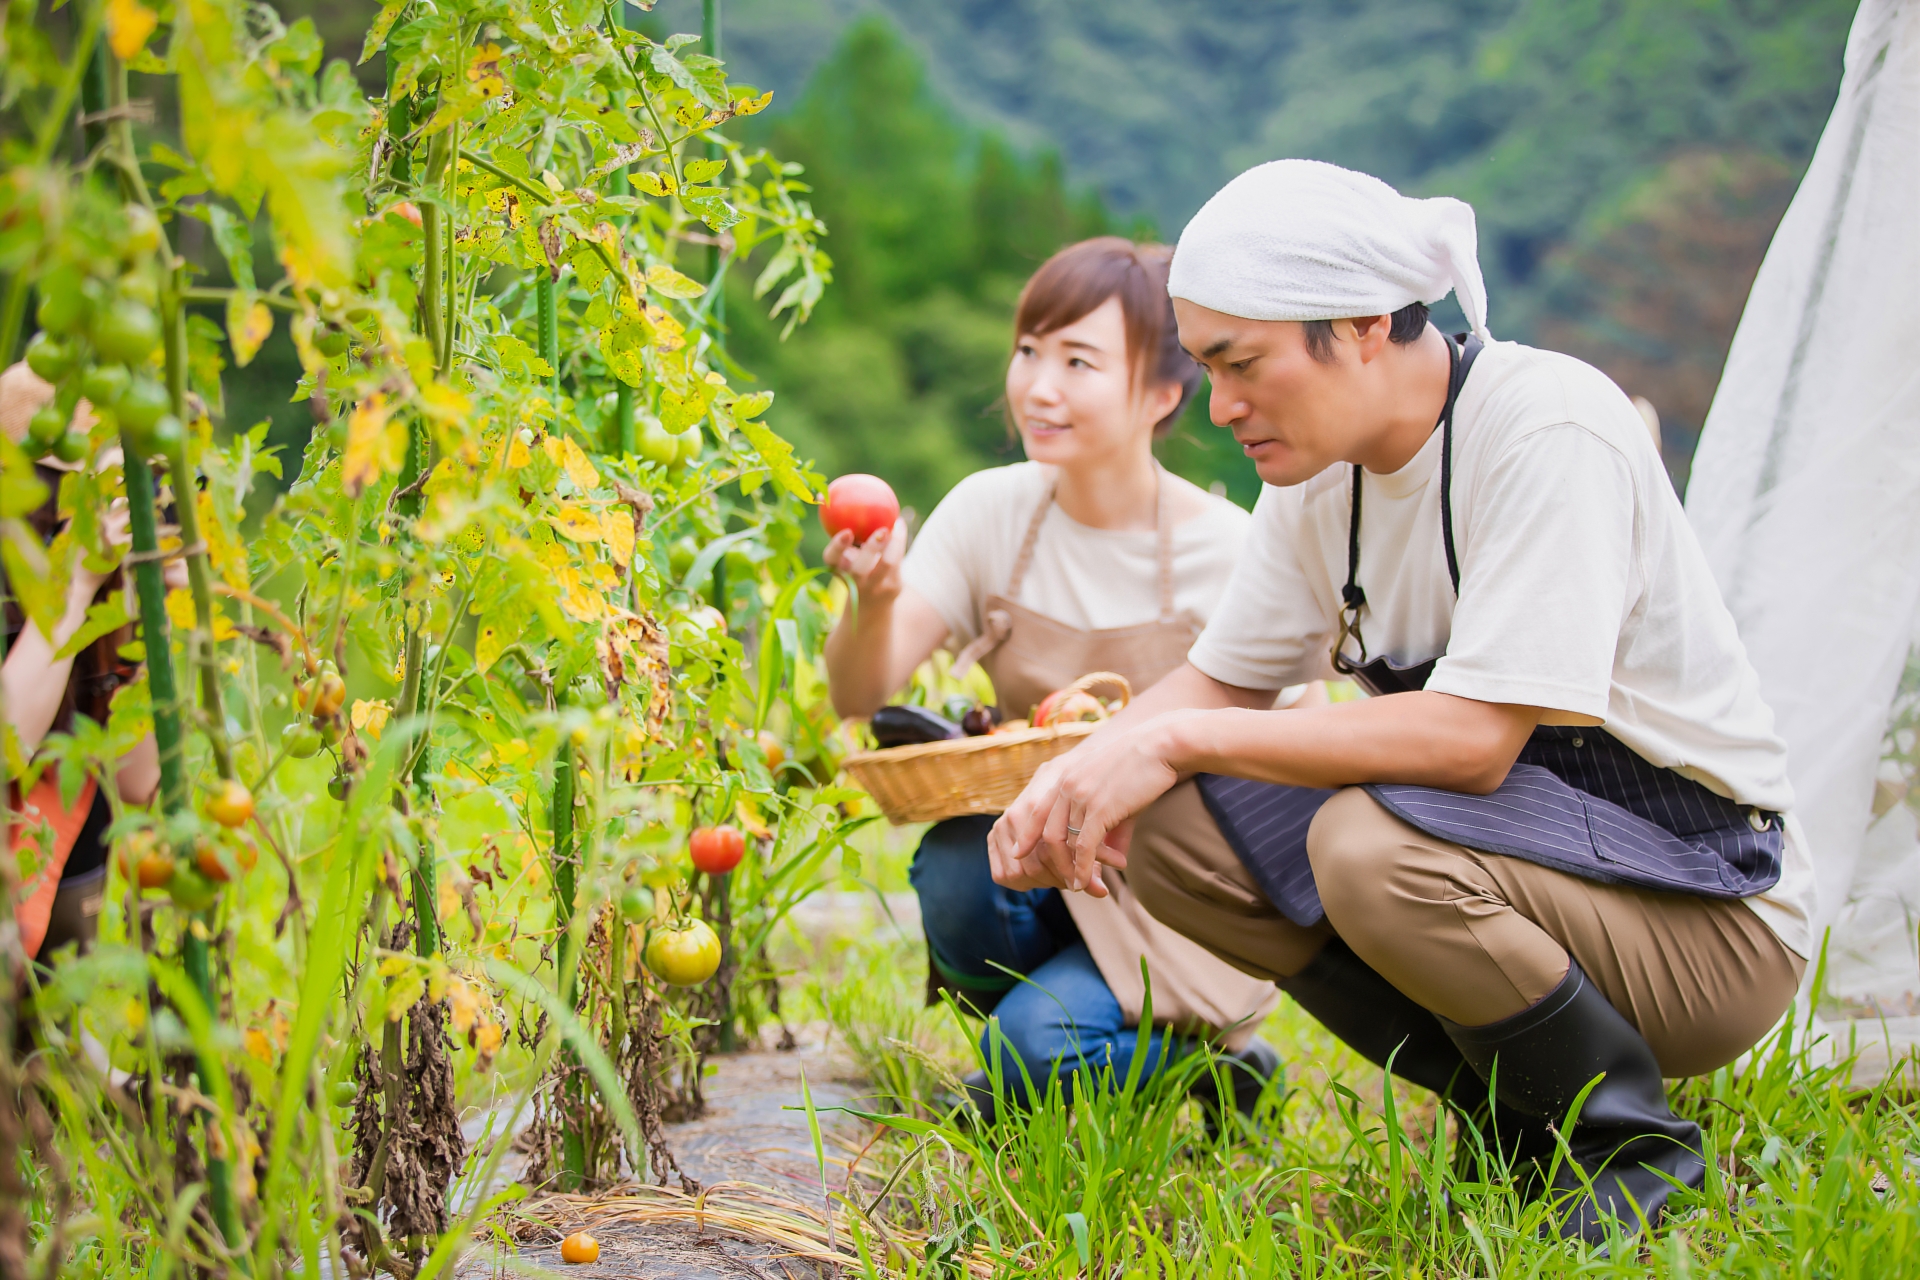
[871,704,963,748]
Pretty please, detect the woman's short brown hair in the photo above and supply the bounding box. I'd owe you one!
[1012,237,1202,437]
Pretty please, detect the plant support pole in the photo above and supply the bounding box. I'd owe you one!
[703,0,725,347]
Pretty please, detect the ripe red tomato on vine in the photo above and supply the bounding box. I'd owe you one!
[689,825,746,875]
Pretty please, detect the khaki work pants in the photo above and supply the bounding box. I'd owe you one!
[1128,782,1804,1078]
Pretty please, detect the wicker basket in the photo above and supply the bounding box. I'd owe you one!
[841,673,1130,825]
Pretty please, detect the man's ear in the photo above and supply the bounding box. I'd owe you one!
[1343,314,1394,363]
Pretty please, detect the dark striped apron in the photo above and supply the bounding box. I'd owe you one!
[1194,334,1784,929]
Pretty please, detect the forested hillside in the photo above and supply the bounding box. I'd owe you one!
[263,0,1857,510]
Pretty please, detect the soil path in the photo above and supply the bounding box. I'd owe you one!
[461,1028,885,1279]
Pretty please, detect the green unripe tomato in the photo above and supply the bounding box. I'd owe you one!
[123,204,162,259]
[667,536,697,579]
[91,300,161,365]
[34,266,89,335]
[619,883,653,923]
[165,868,222,912]
[117,271,159,309]
[80,363,131,408]
[113,378,170,432]
[675,426,703,466]
[313,327,351,357]
[330,1078,358,1107]
[636,419,678,467]
[24,331,74,382]
[327,772,350,801]
[27,404,66,447]
[123,412,183,461]
[50,431,88,465]
[282,722,323,759]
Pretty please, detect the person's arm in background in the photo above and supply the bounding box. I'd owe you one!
[4,504,177,804]
[821,520,953,718]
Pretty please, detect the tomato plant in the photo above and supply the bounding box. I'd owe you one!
[0,0,866,1272]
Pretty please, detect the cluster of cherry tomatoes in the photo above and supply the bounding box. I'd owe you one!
[115,775,259,910]
[21,205,178,463]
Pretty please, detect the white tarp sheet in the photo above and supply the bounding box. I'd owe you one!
[1686,0,1920,1082]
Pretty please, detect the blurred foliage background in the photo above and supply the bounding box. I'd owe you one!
[112,0,1860,516]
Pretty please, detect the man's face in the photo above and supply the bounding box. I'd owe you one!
[1173,299,1367,487]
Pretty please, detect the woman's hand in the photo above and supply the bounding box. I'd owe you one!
[823,517,906,607]
[988,710,1203,896]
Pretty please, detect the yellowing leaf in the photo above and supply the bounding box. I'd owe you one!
[107,0,159,61]
[603,509,635,568]
[645,263,706,299]
[419,381,471,423]
[446,977,482,1036]
[226,295,273,367]
[196,490,249,591]
[550,504,603,543]
[552,437,599,490]
[502,432,531,470]
[343,395,407,495]
[629,170,678,197]
[164,588,238,640]
[351,698,392,741]
[682,157,726,184]
[243,1028,275,1065]
[732,89,774,117]
[731,390,773,419]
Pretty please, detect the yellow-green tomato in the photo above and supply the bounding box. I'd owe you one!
[636,419,678,467]
[644,919,721,986]
[330,1078,357,1107]
[618,883,652,923]
[673,426,702,467]
[80,363,131,408]
[165,868,222,912]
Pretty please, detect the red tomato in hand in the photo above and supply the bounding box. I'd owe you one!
[820,474,899,545]
[689,825,746,875]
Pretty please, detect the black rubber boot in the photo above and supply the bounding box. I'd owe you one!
[1441,961,1706,1243]
[1282,938,1554,1174]
[1188,1038,1282,1138]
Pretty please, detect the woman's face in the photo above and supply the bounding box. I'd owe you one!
[1007,296,1175,468]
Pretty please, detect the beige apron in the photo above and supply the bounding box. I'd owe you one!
[953,470,1282,1049]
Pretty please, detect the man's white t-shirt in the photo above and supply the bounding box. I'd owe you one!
[1187,341,1817,957]
[902,461,1250,647]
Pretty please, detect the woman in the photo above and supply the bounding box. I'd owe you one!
[824,238,1290,1120]
[3,362,166,965]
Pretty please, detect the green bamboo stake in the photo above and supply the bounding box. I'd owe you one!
[703,0,725,350]
[88,40,244,1262]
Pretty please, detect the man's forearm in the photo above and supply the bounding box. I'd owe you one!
[1095,661,1269,734]
[1154,691,1540,794]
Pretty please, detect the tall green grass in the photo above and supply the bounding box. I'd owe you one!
[799,931,1920,1278]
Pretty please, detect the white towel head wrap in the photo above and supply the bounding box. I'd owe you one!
[1169,159,1492,342]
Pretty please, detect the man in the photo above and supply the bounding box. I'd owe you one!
[986,160,1813,1241]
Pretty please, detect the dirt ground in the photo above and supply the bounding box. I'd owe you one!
[455,1027,882,1279]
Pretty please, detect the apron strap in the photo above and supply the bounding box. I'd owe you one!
[955,477,1057,676]
[1002,475,1058,603]
[1154,464,1177,624]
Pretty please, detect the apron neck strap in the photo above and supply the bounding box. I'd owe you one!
[1154,464,1177,623]
[1331,332,1482,675]
[1004,466,1177,620]
[1003,475,1058,602]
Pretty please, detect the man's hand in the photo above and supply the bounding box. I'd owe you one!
[988,710,1202,895]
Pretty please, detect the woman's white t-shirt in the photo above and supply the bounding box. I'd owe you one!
[902,462,1250,648]
[1187,341,1817,957]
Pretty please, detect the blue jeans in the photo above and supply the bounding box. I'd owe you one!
[911,817,1181,1102]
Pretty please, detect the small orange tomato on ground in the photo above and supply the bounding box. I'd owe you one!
[207,778,255,828]
[558,1232,599,1264]
[688,825,746,875]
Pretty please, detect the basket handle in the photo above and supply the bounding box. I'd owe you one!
[1061,671,1132,709]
